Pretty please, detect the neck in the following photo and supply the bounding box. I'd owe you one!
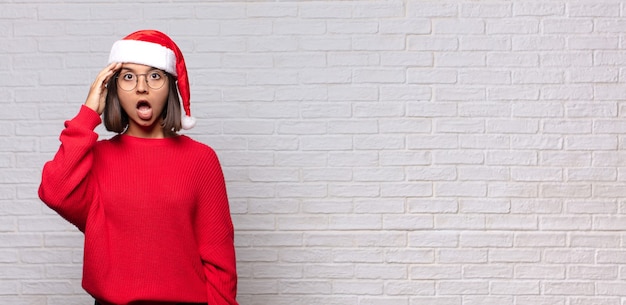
[124,122,171,138]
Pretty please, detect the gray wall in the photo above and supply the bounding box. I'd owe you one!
[2,1,626,304]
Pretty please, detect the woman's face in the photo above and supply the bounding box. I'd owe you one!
[116,63,169,137]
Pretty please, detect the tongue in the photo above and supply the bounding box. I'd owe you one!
[136,105,153,120]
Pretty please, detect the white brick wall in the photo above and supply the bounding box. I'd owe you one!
[2,0,626,304]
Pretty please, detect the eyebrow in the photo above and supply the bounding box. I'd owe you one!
[120,67,163,73]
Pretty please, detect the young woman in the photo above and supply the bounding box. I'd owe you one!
[38,30,239,305]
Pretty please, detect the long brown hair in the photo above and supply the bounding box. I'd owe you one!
[103,72,182,134]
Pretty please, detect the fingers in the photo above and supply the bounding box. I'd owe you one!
[85,62,122,114]
[95,62,122,89]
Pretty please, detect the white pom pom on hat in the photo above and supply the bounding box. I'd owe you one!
[108,30,196,130]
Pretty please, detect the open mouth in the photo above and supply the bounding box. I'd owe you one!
[136,100,153,120]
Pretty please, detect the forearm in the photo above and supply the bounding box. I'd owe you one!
[38,105,102,231]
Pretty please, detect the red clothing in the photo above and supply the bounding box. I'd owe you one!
[39,106,238,305]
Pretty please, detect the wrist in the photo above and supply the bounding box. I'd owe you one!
[84,101,102,115]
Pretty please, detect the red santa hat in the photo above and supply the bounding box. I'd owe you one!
[108,30,196,130]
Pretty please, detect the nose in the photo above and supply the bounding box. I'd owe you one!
[135,75,148,92]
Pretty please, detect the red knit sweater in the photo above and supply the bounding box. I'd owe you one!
[39,106,238,305]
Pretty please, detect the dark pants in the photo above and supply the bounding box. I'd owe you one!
[95,301,207,305]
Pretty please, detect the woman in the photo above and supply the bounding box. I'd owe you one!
[38,30,239,305]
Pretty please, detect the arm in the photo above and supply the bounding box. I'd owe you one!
[38,106,102,231]
[195,148,239,305]
[38,63,121,231]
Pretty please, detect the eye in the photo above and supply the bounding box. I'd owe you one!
[122,73,135,81]
[149,72,162,80]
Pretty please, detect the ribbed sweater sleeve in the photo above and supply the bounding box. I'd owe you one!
[195,148,239,305]
[38,105,101,232]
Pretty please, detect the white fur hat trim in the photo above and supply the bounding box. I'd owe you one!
[108,40,177,76]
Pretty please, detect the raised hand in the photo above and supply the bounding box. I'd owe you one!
[84,62,122,115]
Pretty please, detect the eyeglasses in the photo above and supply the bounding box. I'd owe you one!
[116,70,167,91]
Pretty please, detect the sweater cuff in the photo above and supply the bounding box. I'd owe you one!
[68,105,102,131]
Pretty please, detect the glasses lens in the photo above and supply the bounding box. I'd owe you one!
[118,72,136,91]
[147,71,166,90]
[117,71,166,91]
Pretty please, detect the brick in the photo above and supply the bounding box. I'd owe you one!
[301,103,352,118]
[513,69,563,84]
[544,249,595,264]
[387,280,434,296]
[459,69,510,84]
[486,215,538,230]
[463,264,512,279]
[355,264,407,280]
[515,264,564,279]
[333,248,385,263]
[353,1,404,18]
[380,20,431,35]
[463,296,514,305]
[515,233,566,247]
[434,19,485,34]
[543,19,593,34]
[277,216,327,231]
[459,199,510,213]
[482,110,529,129]
[539,215,592,230]
[407,2,457,17]
[277,183,327,198]
[43,233,83,248]
[570,36,619,50]
[543,281,595,295]
[460,36,510,51]
[460,135,509,149]
[406,166,457,181]
[275,54,326,68]
[488,183,538,198]
[300,37,352,51]
[597,20,626,35]
[248,136,299,151]
[0,280,19,295]
[486,19,539,34]
[408,199,457,213]
[487,52,538,67]
[490,280,539,295]
[461,3,511,17]
[569,3,620,17]
[407,36,458,51]
[542,52,592,67]
[383,215,433,230]
[302,168,352,182]
[354,68,405,83]
[436,181,487,197]
[353,35,406,51]
[333,280,382,295]
[299,2,352,18]
[329,215,381,230]
[21,280,74,294]
[436,52,485,67]
[489,249,540,263]
[247,3,297,18]
[327,52,379,67]
[514,3,564,16]
[438,280,489,295]
[517,297,566,305]
[436,88,485,101]
[569,265,617,280]
[359,297,408,305]
[567,168,617,182]
[435,214,486,230]
[460,232,513,248]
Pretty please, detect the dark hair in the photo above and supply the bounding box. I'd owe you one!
[103,72,182,135]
